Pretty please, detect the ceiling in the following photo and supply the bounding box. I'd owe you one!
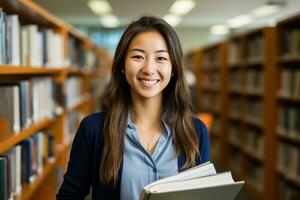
[32,0,300,29]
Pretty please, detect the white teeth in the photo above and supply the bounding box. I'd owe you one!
[140,79,158,84]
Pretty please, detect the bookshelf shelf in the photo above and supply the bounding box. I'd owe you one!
[276,130,300,145]
[228,139,242,149]
[0,117,56,153]
[243,148,263,162]
[244,90,263,97]
[201,86,220,92]
[228,63,243,68]
[228,89,243,94]
[243,118,263,129]
[15,160,56,200]
[245,58,264,66]
[277,168,300,187]
[278,55,300,63]
[201,67,220,72]
[0,65,62,75]
[277,95,300,103]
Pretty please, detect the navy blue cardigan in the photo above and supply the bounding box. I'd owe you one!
[56,112,210,200]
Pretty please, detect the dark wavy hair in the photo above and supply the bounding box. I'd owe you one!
[100,16,199,186]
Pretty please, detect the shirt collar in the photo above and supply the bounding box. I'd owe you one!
[126,112,171,138]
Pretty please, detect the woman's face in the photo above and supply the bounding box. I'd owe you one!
[124,31,172,101]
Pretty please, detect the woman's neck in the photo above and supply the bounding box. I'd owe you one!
[131,95,163,126]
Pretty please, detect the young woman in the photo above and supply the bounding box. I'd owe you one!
[56,16,210,200]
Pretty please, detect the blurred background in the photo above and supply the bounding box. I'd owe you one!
[0,0,300,200]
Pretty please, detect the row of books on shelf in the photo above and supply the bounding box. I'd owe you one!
[229,96,241,119]
[281,27,300,57]
[228,123,263,159]
[245,69,263,93]
[229,70,242,91]
[278,105,300,139]
[278,69,300,98]
[66,110,84,142]
[228,40,241,66]
[279,180,300,200]
[201,92,220,112]
[277,141,300,181]
[0,8,98,68]
[0,131,55,200]
[66,76,83,109]
[245,98,262,125]
[244,128,263,159]
[228,36,264,66]
[0,77,61,141]
[202,72,220,89]
[246,35,264,62]
[201,48,219,68]
[228,69,264,93]
[0,76,88,143]
[228,146,264,187]
[247,161,264,189]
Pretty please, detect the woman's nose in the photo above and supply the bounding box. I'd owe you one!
[141,58,155,75]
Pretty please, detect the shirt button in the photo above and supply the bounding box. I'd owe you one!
[153,168,157,173]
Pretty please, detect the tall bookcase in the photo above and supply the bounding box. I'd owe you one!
[0,0,110,199]
[196,42,228,169]
[275,14,300,200]
[194,27,279,200]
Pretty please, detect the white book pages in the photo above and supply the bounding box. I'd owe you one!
[144,162,216,190]
[147,172,236,194]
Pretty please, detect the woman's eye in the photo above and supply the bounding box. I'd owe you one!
[158,57,167,61]
[131,55,143,60]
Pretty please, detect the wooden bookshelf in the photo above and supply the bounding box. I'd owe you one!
[190,26,279,200]
[0,117,57,153]
[274,13,300,199]
[0,0,111,199]
[196,42,228,168]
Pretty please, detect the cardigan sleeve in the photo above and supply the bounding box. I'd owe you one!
[194,118,210,164]
[56,117,93,200]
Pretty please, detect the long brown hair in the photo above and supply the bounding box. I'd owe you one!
[100,16,199,186]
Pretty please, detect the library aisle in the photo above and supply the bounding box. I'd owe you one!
[0,0,111,199]
[1,0,300,200]
[189,14,300,200]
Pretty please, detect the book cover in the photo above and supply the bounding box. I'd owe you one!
[140,162,244,200]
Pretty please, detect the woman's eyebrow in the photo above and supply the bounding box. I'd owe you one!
[129,48,145,53]
[128,48,169,53]
[155,50,169,53]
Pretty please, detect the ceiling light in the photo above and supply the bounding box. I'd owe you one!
[250,4,281,17]
[210,25,229,35]
[227,14,254,28]
[169,0,196,15]
[163,14,182,27]
[100,14,119,28]
[88,0,112,15]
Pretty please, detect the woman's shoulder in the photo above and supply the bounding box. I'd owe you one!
[80,111,106,133]
[192,116,209,138]
[83,111,106,123]
[192,116,208,130]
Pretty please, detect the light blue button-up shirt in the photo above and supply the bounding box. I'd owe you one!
[120,115,178,200]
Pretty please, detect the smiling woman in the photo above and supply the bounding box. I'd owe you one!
[125,31,172,100]
[56,16,210,200]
